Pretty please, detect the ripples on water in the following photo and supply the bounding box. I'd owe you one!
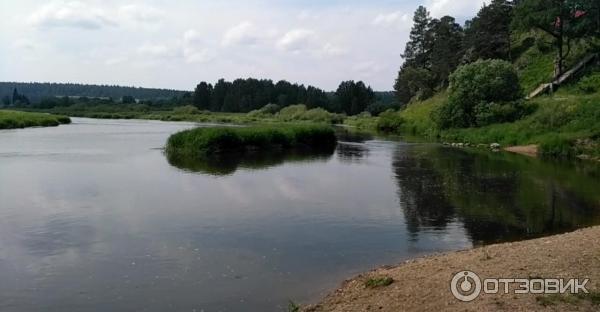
[0,118,598,311]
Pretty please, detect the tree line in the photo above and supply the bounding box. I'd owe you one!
[0,82,185,104]
[1,79,396,116]
[190,78,385,116]
[395,0,600,104]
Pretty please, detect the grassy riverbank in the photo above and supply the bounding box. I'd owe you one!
[305,226,600,311]
[165,124,337,158]
[359,89,600,159]
[0,110,71,129]
[27,103,345,125]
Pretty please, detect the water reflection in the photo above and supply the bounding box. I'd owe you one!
[393,145,600,245]
[335,142,370,163]
[166,148,335,176]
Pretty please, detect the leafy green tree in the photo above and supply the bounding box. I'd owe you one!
[434,59,525,128]
[11,88,30,106]
[398,66,437,101]
[396,7,464,103]
[305,86,329,109]
[121,95,136,104]
[193,82,212,110]
[1,95,10,106]
[211,79,231,111]
[335,81,375,115]
[402,6,433,68]
[429,16,464,86]
[464,0,514,62]
[394,65,414,105]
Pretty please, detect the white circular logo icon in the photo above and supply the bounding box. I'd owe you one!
[450,271,482,302]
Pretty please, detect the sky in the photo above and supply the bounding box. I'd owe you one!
[0,0,487,91]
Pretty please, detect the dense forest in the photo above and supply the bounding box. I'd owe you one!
[1,79,397,116]
[0,82,185,104]
[190,78,395,115]
[395,0,600,104]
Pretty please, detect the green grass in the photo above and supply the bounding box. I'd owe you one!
[0,110,71,129]
[359,89,600,159]
[364,276,394,288]
[287,300,301,312]
[397,92,446,136]
[439,91,600,158]
[537,291,600,307]
[165,124,337,158]
[31,103,346,125]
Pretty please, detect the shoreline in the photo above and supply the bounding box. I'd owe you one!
[304,226,600,311]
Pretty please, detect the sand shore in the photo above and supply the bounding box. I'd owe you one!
[304,226,600,311]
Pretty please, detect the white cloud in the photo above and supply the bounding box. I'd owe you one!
[276,29,316,52]
[182,30,213,63]
[353,60,385,77]
[137,44,179,59]
[4,1,423,90]
[425,0,487,18]
[28,1,115,30]
[372,11,411,27]
[222,22,263,47]
[105,56,127,66]
[13,39,37,51]
[320,43,347,57]
[118,4,164,24]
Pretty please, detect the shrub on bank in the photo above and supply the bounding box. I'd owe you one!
[165,124,337,157]
[0,111,71,129]
[577,72,600,94]
[247,104,282,118]
[434,59,525,129]
[276,104,344,124]
[173,105,201,115]
[376,109,404,132]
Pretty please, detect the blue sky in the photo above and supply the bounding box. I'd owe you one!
[0,0,487,91]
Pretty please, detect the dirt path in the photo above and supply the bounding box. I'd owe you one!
[304,226,600,312]
[504,144,539,157]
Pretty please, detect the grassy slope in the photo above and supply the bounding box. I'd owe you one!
[0,110,71,129]
[348,35,600,158]
[441,91,600,157]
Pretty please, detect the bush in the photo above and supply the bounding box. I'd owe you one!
[278,104,307,121]
[366,101,400,116]
[0,111,71,129]
[578,72,600,94]
[166,124,337,157]
[248,103,281,117]
[376,109,404,132]
[173,105,201,115]
[435,59,524,128]
[275,104,344,124]
[539,135,575,158]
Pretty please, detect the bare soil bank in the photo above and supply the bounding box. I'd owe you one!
[305,226,600,312]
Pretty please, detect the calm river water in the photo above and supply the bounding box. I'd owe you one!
[0,118,599,311]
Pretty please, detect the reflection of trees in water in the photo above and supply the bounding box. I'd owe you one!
[334,128,373,163]
[393,145,600,245]
[166,147,334,176]
[334,128,373,143]
[336,142,369,163]
[392,147,455,237]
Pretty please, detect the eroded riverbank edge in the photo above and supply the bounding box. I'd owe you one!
[304,226,600,312]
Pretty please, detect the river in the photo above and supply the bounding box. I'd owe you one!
[0,118,599,311]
